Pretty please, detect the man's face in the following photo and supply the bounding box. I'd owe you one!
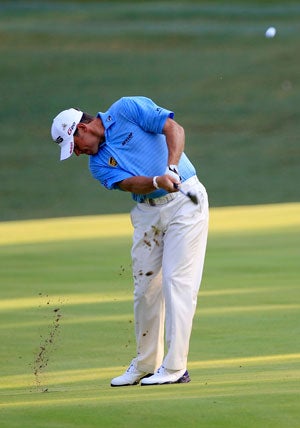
[73,125,100,156]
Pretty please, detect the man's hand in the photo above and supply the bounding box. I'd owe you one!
[165,165,181,181]
[155,174,180,193]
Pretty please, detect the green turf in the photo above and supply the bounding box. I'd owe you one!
[0,1,299,221]
[1,1,300,425]
[1,221,299,427]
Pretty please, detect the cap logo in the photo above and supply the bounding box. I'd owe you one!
[62,123,68,131]
[55,136,63,144]
[67,121,76,135]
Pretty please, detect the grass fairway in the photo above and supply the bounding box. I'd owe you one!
[0,203,299,428]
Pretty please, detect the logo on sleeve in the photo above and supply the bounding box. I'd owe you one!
[109,157,118,167]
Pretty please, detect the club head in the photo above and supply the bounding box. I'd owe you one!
[187,192,198,205]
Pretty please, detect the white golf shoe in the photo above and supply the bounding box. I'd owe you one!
[110,358,153,387]
[141,366,190,385]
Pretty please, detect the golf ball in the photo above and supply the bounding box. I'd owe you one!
[265,27,276,38]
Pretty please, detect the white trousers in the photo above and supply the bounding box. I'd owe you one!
[130,176,209,373]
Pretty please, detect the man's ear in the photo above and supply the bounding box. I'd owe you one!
[77,123,87,132]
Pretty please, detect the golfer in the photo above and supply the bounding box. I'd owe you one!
[51,96,209,386]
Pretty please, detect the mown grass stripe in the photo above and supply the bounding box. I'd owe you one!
[0,285,295,311]
[1,353,299,391]
[0,203,299,246]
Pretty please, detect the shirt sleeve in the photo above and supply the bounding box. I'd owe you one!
[119,96,174,134]
[89,156,133,190]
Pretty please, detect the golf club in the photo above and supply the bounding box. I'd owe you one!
[174,183,198,205]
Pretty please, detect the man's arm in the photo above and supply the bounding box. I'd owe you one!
[118,175,178,194]
[163,117,185,166]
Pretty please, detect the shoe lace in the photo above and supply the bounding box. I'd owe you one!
[157,365,166,374]
[126,362,136,373]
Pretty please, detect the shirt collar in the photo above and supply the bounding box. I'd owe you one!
[97,111,115,130]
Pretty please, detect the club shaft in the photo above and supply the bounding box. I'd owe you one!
[178,188,189,197]
[174,183,188,196]
[174,183,198,205]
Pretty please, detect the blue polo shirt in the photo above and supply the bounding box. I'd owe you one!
[89,96,196,202]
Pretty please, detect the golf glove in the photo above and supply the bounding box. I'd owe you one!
[165,165,181,182]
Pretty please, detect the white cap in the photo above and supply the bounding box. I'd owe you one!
[51,108,83,160]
